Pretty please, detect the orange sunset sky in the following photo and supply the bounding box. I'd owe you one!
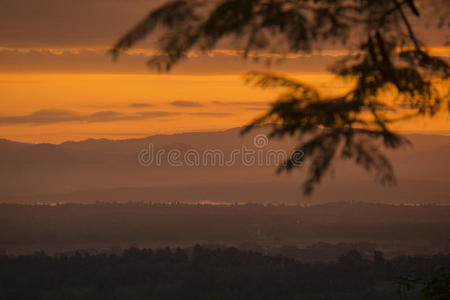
[1,0,449,143]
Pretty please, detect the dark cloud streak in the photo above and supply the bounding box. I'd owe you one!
[170,101,202,107]
[129,103,153,108]
[0,109,177,125]
[212,101,269,107]
[188,112,234,117]
[0,108,235,126]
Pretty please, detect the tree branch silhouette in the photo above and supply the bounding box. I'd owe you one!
[111,0,449,194]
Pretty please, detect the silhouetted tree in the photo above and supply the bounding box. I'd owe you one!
[112,0,450,194]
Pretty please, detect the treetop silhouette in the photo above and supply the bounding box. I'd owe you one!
[112,0,450,194]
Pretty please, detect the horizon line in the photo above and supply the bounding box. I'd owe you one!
[2,127,450,146]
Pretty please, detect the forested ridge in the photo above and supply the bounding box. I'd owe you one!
[1,246,449,299]
[1,202,449,256]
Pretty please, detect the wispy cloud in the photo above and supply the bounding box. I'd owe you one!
[129,103,153,108]
[188,112,234,117]
[0,109,177,125]
[244,107,268,111]
[3,46,449,58]
[87,103,155,109]
[0,108,237,125]
[212,101,269,107]
[170,101,203,107]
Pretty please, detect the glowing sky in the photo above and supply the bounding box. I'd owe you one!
[1,0,449,143]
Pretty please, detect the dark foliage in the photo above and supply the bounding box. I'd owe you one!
[1,247,449,299]
[111,0,450,194]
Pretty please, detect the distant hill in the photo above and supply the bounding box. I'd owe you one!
[0,127,449,204]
